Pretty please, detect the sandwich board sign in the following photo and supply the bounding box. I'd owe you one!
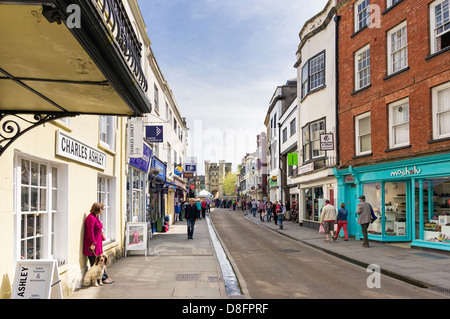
[12,260,63,299]
[125,222,148,257]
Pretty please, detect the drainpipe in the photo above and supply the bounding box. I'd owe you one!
[334,14,341,168]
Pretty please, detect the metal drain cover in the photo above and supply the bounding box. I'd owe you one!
[175,274,199,281]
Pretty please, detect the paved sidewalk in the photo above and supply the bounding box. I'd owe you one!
[68,216,233,299]
[244,211,450,296]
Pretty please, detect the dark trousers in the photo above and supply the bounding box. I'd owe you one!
[360,223,370,246]
[88,255,109,281]
[187,219,196,238]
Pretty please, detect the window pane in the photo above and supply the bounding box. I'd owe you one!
[39,165,47,187]
[21,159,30,185]
[359,116,371,135]
[394,123,410,145]
[21,187,29,212]
[438,86,450,113]
[439,111,450,135]
[360,134,371,153]
[27,214,34,238]
[52,167,58,188]
[31,162,39,186]
[30,188,38,211]
[40,189,47,211]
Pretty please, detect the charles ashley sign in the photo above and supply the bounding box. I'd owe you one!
[56,130,106,170]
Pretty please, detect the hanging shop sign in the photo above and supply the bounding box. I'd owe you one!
[320,133,334,151]
[56,130,106,170]
[146,125,164,143]
[128,119,144,158]
[174,166,183,176]
[151,157,166,180]
[184,164,197,173]
[129,142,152,173]
[288,153,298,166]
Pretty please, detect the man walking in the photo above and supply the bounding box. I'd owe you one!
[356,195,372,248]
[185,198,199,239]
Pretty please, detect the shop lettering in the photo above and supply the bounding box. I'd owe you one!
[390,166,421,177]
[17,267,28,297]
[60,136,105,167]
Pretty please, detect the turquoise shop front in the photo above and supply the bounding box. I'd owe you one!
[334,153,450,251]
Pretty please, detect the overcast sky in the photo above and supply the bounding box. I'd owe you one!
[137,0,328,174]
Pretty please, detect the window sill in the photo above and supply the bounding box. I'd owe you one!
[382,0,404,15]
[383,66,410,81]
[427,136,450,144]
[350,25,367,39]
[98,142,116,155]
[425,46,450,61]
[351,84,371,96]
[384,144,411,153]
[352,152,372,160]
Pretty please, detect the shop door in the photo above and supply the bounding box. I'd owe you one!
[384,181,410,240]
[345,184,357,237]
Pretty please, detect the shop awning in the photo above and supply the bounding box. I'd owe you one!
[0,0,151,117]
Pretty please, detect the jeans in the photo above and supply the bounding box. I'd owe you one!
[252,208,256,217]
[187,219,196,238]
[278,214,284,229]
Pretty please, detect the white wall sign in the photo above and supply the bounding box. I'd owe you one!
[320,133,334,151]
[12,260,62,299]
[56,130,106,170]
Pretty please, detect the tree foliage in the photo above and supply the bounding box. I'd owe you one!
[222,172,237,195]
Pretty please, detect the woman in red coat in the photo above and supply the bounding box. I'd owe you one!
[83,202,114,284]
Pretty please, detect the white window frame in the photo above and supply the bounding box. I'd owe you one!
[432,81,450,139]
[99,115,116,150]
[387,0,402,8]
[430,0,450,54]
[301,51,325,99]
[15,157,67,265]
[387,21,408,75]
[97,175,116,242]
[355,44,371,90]
[355,0,370,32]
[389,98,410,148]
[355,112,372,156]
[302,119,326,163]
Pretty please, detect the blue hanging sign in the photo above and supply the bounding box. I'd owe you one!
[146,125,164,143]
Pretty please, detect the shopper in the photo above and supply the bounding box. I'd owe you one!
[259,200,266,221]
[335,203,348,241]
[319,199,337,242]
[185,198,199,239]
[83,202,114,284]
[357,195,372,247]
[174,202,181,223]
[196,199,202,219]
[278,203,286,229]
[274,201,279,225]
[201,199,206,219]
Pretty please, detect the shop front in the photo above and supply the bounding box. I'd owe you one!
[127,142,152,223]
[148,157,167,233]
[335,153,450,251]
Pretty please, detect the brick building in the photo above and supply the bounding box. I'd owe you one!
[334,0,450,251]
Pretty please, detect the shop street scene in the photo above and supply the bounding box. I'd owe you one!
[1,0,450,305]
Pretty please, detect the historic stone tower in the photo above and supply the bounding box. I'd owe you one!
[204,160,232,197]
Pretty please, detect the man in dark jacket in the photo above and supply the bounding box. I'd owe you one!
[185,198,199,239]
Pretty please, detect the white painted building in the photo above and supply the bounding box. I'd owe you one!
[293,0,338,228]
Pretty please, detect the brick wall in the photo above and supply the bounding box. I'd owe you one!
[337,0,450,168]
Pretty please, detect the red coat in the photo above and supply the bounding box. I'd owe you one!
[83,213,103,256]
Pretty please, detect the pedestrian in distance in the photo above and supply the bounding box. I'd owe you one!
[201,199,206,219]
[83,202,114,284]
[259,200,265,221]
[251,199,257,217]
[319,199,337,242]
[185,198,199,239]
[356,195,372,248]
[278,203,286,229]
[196,199,202,220]
[335,203,348,241]
[174,202,181,223]
[266,201,272,222]
[274,201,279,225]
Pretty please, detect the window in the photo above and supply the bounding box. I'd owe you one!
[387,0,402,8]
[165,103,169,120]
[290,118,297,136]
[99,116,116,150]
[355,112,371,155]
[97,176,115,242]
[154,85,159,112]
[301,51,325,99]
[431,0,450,54]
[387,21,408,75]
[18,158,64,262]
[432,81,450,139]
[355,45,371,90]
[389,98,410,148]
[282,128,287,143]
[302,119,325,162]
[355,0,370,32]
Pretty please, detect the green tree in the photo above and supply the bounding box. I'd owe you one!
[222,172,237,195]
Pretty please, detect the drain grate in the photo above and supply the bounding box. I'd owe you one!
[175,274,199,281]
[280,249,301,253]
[207,276,222,282]
[429,286,450,297]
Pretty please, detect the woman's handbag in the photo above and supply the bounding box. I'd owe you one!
[319,224,325,234]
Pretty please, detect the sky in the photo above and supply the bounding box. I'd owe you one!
[136,0,329,174]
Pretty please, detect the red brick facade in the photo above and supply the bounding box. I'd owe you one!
[337,0,450,169]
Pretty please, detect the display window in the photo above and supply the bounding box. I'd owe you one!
[305,187,323,221]
[127,167,146,222]
[415,177,450,245]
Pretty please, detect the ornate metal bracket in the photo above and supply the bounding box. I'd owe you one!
[0,113,79,157]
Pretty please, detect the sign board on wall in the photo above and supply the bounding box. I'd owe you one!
[56,130,106,170]
[320,133,334,151]
[12,260,62,299]
[146,125,164,143]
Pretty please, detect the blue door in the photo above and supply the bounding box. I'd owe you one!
[344,184,358,238]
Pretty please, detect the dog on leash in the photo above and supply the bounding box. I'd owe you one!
[83,254,107,287]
